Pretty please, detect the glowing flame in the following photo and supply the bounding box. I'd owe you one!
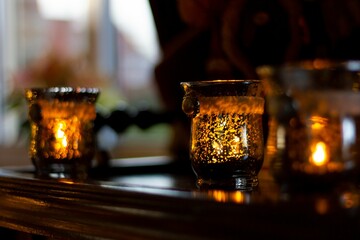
[310,141,328,166]
[55,121,68,148]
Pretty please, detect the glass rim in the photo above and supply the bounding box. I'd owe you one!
[180,79,261,87]
[25,87,100,102]
[25,87,99,93]
[283,59,360,70]
[257,59,360,76]
[180,79,263,98]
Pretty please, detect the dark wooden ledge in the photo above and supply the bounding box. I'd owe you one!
[0,156,359,239]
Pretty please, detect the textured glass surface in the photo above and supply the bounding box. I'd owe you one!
[181,80,264,190]
[25,87,99,179]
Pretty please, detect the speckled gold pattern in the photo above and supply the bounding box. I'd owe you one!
[191,96,264,165]
[181,80,265,189]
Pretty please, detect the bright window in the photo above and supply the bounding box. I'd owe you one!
[0,0,170,157]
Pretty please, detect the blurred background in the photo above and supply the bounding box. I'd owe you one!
[0,0,171,164]
[1,0,360,166]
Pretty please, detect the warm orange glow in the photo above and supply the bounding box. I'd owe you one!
[232,191,245,203]
[212,190,227,202]
[191,96,264,164]
[340,192,360,209]
[310,141,328,166]
[208,190,246,204]
[26,89,98,168]
[58,179,75,184]
[310,116,327,130]
[54,121,68,149]
[315,197,329,215]
[313,59,330,69]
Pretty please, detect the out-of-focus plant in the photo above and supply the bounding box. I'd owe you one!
[10,51,123,112]
[8,52,124,141]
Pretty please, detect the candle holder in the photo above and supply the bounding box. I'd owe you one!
[258,60,360,190]
[25,87,99,180]
[181,80,265,190]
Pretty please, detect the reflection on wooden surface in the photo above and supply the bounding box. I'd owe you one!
[0,156,359,239]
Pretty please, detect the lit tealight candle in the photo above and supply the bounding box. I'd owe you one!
[26,87,99,179]
[291,115,345,177]
[310,141,329,167]
[308,116,330,168]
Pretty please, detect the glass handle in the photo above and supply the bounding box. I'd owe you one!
[182,94,199,118]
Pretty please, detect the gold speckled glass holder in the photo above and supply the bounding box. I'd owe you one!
[25,87,99,180]
[181,80,265,190]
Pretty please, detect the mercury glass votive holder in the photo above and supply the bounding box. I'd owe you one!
[25,87,99,180]
[181,80,265,190]
[257,60,360,190]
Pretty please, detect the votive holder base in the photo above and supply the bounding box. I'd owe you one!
[196,175,259,191]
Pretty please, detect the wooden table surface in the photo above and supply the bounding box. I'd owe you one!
[0,156,359,239]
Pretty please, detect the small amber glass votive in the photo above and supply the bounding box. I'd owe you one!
[181,80,265,190]
[258,60,360,189]
[25,87,99,180]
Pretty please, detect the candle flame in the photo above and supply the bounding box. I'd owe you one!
[55,122,68,148]
[311,141,328,166]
